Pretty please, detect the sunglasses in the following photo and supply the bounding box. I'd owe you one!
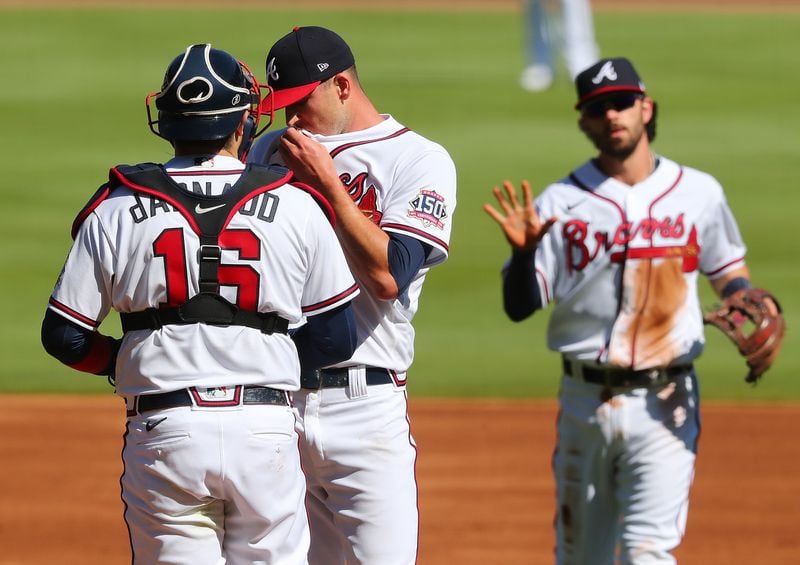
[581,94,642,117]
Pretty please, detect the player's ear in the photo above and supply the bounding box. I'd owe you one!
[641,96,654,122]
[333,73,351,101]
[642,96,657,142]
[236,110,249,137]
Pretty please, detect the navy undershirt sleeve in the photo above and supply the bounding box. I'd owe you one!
[502,249,543,321]
[388,233,431,295]
[41,308,118,374]
[292,303,358,374]
[42,308,94,365]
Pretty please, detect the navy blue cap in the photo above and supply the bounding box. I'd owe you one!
[574,58,646,109]
[259,26,355,114]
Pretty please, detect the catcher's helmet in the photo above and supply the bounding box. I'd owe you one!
[147,44,262,144]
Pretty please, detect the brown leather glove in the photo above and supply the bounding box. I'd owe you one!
[703,288,786,383]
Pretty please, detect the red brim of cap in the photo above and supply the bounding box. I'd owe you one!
[575,85,645,109]
[258,81,321,115]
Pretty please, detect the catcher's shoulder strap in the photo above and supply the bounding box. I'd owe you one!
[71,181,117,240]
[71,162,293,239]
[110,162,292,236]
[97,162,292,335]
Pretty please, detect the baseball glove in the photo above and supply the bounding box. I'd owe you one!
[703,288,786,384]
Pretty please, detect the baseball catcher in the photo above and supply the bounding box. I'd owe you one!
[704,287,786,383]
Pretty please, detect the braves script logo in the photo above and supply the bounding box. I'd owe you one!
[591,61,618,84]
[341,172,382,224]
[563,214,699,273]
[267,57,279,81]
[408,189,447,229]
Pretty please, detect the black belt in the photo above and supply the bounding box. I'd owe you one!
[301,367,394,390]
[563,358,692,388]
[132,386,288,415]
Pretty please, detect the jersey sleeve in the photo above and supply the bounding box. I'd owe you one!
[379,147,457,268]
[698,181,747,278]
[301,201,360,317]
[48,212,115,330]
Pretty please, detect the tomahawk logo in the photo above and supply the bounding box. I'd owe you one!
[317,63,329,72]
[591,61,618,84]
[267,57,279,81]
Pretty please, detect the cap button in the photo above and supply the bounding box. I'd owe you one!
[293,26,300,32]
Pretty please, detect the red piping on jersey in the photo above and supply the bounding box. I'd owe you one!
[328,128,411,158]
[568,172,628,366]
[301,282,360,314]
[629,166,684,368]
[382,223,449,252]
[71,185,111,240]
[49,297,99,329]
[290,181,336,227]
[706,257,745,277]
[568,173,627,215]
[535,267,551,304]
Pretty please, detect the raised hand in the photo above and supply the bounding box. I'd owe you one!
[483,180,557,252]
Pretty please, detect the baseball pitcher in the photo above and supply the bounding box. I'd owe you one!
[249,26,457,565]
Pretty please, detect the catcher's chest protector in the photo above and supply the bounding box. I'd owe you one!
[74,163,293,333]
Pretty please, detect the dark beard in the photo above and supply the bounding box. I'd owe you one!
[588,124,644,159]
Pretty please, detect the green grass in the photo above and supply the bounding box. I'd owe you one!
[2,8,798,399]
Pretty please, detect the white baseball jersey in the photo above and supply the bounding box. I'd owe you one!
[249,115,457,375]
[48,154,358,395]
[530,155,746,369]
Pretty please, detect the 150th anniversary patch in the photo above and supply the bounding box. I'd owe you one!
[408,189,447,229]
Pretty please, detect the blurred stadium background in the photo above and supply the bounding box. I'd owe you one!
[1,0,798,400]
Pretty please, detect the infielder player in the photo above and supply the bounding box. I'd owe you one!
[484,57,783,563]
[41,44,359,564]
[520,0,600,91]
[248,26,457,564]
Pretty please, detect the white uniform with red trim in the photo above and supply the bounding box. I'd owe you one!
[48,154,358,564]
[249,114,457,564]
[528,155,745,563]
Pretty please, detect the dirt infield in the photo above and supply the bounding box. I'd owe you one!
[1,395,798,564]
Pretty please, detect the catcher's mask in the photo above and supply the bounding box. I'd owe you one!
[146,44,273,157]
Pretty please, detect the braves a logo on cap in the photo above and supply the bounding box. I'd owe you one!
[591,61,618,84]
[408,189,447,229]
[267,57,279,81]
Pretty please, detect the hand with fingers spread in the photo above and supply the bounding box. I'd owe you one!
[483,180,557,252]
